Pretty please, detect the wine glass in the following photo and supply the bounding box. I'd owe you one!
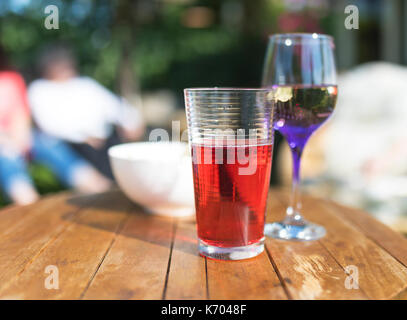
[262,33,338,240]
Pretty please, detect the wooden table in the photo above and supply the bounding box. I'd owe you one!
[0,188,406,300]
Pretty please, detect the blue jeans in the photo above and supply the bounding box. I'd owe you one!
[0,131,89,198]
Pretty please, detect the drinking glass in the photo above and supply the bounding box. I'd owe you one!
[184,88,275,260]
[262,33,338,240]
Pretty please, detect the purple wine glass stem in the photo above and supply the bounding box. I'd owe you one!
[285,146,306,226]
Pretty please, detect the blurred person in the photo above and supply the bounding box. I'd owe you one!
[28,44,145,179]
[322,62,407,230]
[0,46,111,205]
[323,62,407,182]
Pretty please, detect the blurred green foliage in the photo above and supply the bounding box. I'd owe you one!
[28,163,65,194]
[0,0,276,93]
[0,0,340,95]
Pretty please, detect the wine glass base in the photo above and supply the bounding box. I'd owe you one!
[264,222,326,241]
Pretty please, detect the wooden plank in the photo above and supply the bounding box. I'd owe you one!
[315,199,407,299]
[0,192,71,236]
[328,201,407,268]
[165,220,207,299]
[1,188,405,300]
[265,190,367,300]
[0,205,29,235]
[265,240,367,300]
[82,208,174,300]
[0,191,129,299]
[394,286,407,300]
[277,189,407,300]
[206,251,287,300]
[0,193,86,291]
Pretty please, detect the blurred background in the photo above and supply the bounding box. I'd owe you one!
[0,0,406,235]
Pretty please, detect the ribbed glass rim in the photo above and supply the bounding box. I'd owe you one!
[184,87,269,92]
[269,33,333,42]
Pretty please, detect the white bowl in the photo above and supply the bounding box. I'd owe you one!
[108,142,195,217]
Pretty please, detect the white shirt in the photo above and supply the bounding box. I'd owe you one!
[28,76,142,143]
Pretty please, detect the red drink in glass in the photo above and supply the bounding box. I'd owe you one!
[191,143,273,248]
[184,88,274,260]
